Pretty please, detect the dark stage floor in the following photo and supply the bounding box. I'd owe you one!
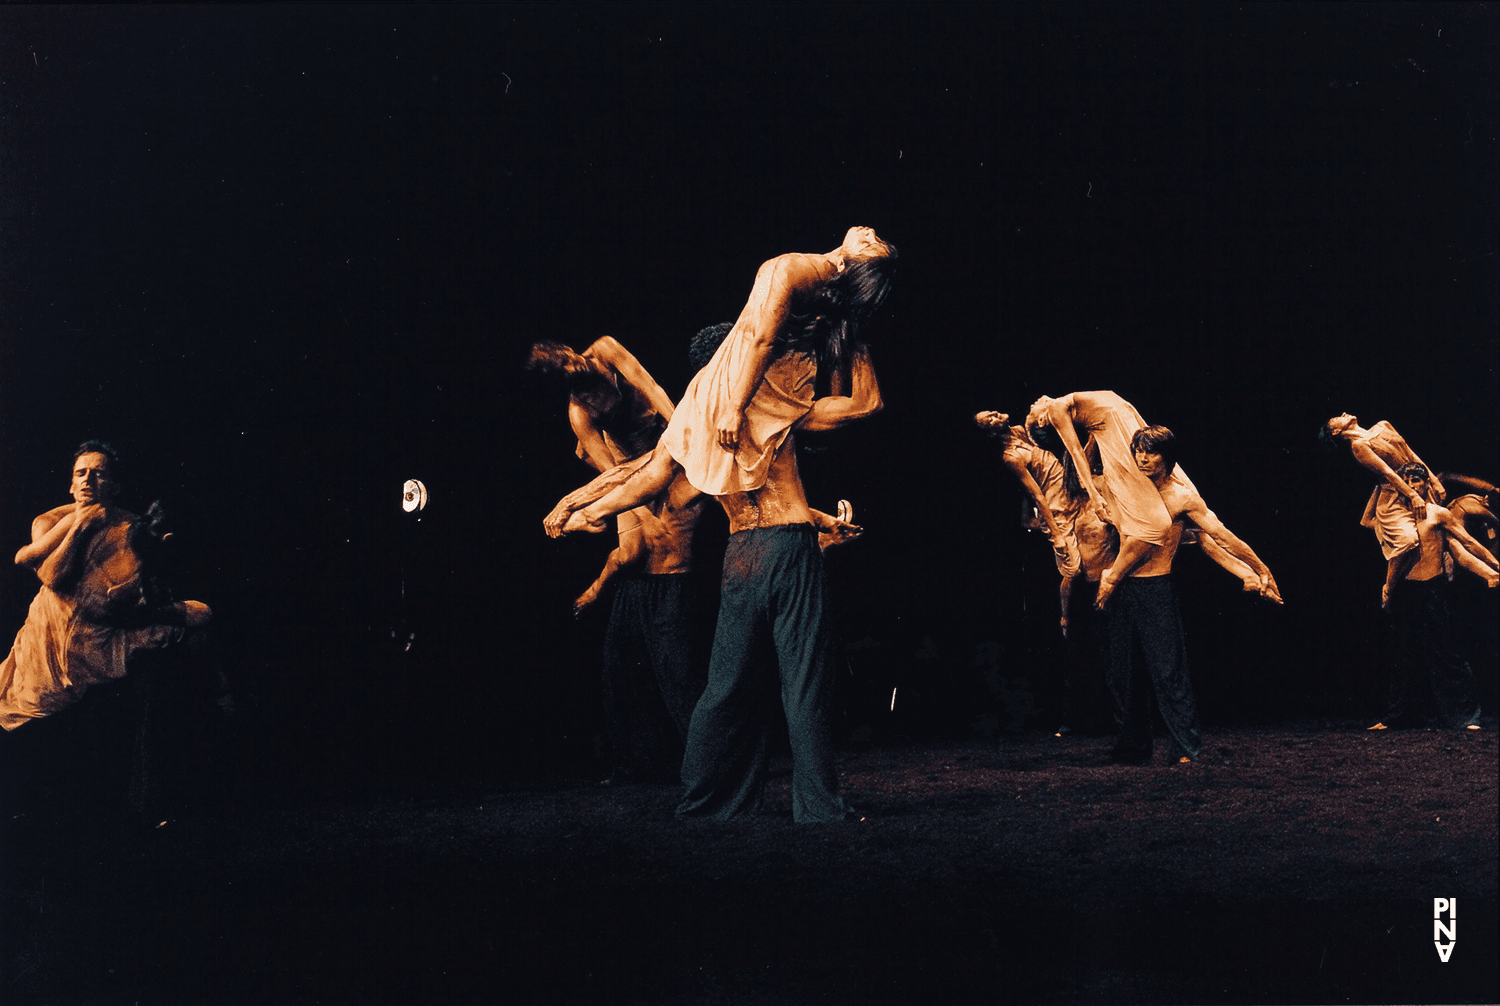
[4,722,1496,1005]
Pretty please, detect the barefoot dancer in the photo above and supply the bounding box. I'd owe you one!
[548,228,895,822]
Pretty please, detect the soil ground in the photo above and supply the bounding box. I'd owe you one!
[4,719,1496,1005]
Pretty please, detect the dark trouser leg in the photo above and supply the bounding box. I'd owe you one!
[1132,577,1201,758]
[1392,580,1479,729]
[1064,580,1112,734]
[644,574,707,744]
[677,537,776,819]
[602,579,664,778]
[1107,594,1153,763]
[1109,577,1202,761]
[765,529,851,823]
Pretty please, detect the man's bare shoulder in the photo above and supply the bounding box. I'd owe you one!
[1158,480,1203,520]
[32,503,75,531]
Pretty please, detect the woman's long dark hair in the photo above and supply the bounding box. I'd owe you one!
[1031,422,1090,502]
[778,246,898,377]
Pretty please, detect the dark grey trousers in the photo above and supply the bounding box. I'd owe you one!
[1387,577,1480,729]
[677,524,853,823]
[1107,574,1202,761]
[601,572,705,777]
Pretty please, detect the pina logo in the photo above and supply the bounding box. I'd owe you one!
[1433,898,1457,962]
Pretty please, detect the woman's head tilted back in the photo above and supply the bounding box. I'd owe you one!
[786,228,898,375]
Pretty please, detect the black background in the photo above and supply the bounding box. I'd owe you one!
[1,3,1494,818]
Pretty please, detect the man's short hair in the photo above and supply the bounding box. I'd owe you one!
[1131,425,1179,473]
[689,322,735,371]
[1397,462,1430,484]
[72,440,122,480]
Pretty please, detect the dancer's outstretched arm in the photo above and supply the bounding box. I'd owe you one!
[1002,456,1074,566]
[1198,532,1261,592]
[1433,505,1499,570]
[1188,506,1282,603]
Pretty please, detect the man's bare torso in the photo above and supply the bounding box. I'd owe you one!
[1407,505,1456,582]
[717,434,814,535]
[1128,481,1193,577]
[639,474,705,574]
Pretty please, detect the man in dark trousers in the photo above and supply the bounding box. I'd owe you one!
[1097,426,1281,765]
[573,468,707,785]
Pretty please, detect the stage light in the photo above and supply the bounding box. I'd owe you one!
[402,479,428,513]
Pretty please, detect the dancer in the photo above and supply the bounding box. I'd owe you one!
[973,411,1080,586]
[547,226,895,529]
[0,442,218,821]
[1027,391,1281,604]
[550,227,895,822]
[1,443,212,730]
[1323,413,1497,604]
[527,335,678,551]
[1369,463,1495,732]
[1100,426,1281,765]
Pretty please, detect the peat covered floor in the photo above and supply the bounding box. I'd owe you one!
[4,720,1496,1005]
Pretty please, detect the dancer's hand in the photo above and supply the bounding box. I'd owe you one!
[73,503,110,530]
[572,584,601,617]
[1094,574,1118,610]
[1053,537,1079,573]
[1059,616,1069,638]
[543,500,576,538]
[716,410,746,451]
[1089,493,1112,526]
[817,519,864,551]
[1408,495,1427,520]
[1256,573,1283,605]
[1380,583,1391,611]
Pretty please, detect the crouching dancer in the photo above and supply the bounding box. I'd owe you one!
[1099,426,1281,765]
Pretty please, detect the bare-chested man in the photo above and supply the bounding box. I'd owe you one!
[1,443,211,732]
[1369,463,1496,732]
[1099,426,1281,765]
[548,228,894,822]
